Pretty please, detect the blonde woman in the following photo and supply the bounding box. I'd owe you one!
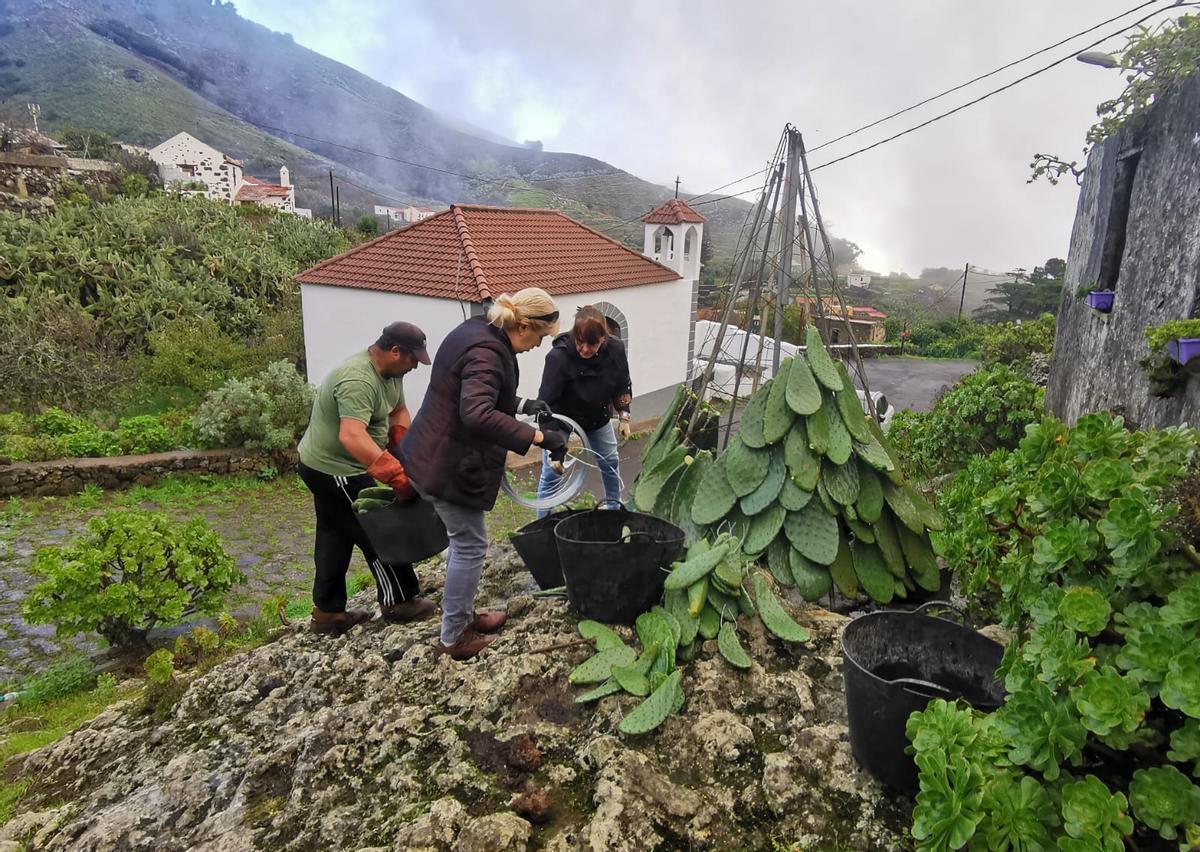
[398,288,565,660]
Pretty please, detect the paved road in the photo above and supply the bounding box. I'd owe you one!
[860,358,979,412]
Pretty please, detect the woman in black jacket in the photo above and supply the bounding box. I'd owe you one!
[399,288,564,660]
[535,305,632,516]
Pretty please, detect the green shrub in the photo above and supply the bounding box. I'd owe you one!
[119,173,150,198]
[143,649,175,685]
[908,319,981,358]
[192,360,313,450]
[142,317,259,396]
[0,412,26,435]
[1145,319,1200,353]
[910,414,1200,849]
[115,415,176,455]
[64,426,119,458]
[0,434,69,462]
[34,407,88,437]
[23,509,243,648]
[888,365,1045,479]
[355,213,379,235]
[979,314,1055,366]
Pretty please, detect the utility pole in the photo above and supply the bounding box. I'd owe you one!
[26,103,40,133]
[958,262,969,320]
[773,127,801,374]
[328,170,336,223]
[335,186,341,226]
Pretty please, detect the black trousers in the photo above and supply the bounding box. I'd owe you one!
[297,461,421,612]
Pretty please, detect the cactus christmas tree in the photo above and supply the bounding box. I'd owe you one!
[638,326,944,604]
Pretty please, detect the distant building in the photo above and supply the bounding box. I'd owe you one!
[794,296,887,344]
[373,204,441,225]
[846,272,872,288]
[148,132,310,217]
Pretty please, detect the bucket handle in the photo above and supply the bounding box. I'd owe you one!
[892,677,959,699]
[912,600,968,626]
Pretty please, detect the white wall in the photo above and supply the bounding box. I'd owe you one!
[301,277,693,416]
[516,278,693,403]
[300,284,464,414]
[148,132,240,203]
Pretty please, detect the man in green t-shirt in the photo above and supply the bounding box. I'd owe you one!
[297,321,436,635]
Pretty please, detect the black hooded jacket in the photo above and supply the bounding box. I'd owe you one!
[537,333,632,432]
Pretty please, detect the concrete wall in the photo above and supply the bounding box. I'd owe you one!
[301,278,693,416]
[1046,72,1200,428]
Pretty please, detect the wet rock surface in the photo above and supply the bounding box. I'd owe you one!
[1,543,911,850]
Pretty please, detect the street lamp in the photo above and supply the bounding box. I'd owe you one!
[1076,51,1120,69]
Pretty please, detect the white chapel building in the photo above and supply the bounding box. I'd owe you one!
[296,200,707,417]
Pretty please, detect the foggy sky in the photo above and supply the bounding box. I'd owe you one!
[235,0,1175,274]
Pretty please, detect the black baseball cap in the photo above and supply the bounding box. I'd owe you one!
[380,321,431,364]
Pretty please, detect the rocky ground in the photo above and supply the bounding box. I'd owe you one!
[0,541,912,851]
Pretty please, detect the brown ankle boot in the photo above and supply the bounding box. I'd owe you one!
[472,610,507,634]
[381,597,437,624]
[435,627,497,661]
[310,608,371,636]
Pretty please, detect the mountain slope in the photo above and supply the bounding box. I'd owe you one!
[0,0,755,253]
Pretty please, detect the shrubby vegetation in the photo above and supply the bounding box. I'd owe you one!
[0,192,351,457]
[0,408,190,461]
[889,365,1045,480]
[23,509,243,648]
[910,414,1200,849]
[0,191,352,464]
[192,360,314,451]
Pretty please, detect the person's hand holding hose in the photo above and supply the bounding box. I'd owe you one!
[519,398,553,420]
[537,428,568,464]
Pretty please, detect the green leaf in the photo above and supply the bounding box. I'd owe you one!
[910,750,985,850]
[1160,574,1200,626]
[1057,586,1111,636]
[1095,492,1166,578]
[1128,765,1200,840]
[1069,666,1149,739]
[1115,621,1184,693]
[977,775,1058,852]
[1058,775,1133,852]
[1169,719,1200,776]
[995,681,1086,780]
[1161,650,1200,718]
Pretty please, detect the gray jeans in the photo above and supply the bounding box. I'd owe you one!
[415,484,489,645]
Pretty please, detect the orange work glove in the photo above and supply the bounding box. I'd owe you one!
[388,423,408,452]
[366,451,415,501]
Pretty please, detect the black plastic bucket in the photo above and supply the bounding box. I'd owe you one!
[554,509,685,624]
[841,602,1005,793]
[509,510,583,590]
[356,496,449,565]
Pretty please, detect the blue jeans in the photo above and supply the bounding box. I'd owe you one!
[537,422,622,518]
[413,483,489,646]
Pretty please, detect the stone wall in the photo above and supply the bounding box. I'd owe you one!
[0,152,122,216]
[0,449,298,498]
[1046,72,1200,428]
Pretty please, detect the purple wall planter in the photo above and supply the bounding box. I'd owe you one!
[1085,290,1115,313]
[1167,338,1200,366]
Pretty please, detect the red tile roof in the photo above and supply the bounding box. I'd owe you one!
[641,198,706,224]
[296,204,682,302]
[235,177,291,201]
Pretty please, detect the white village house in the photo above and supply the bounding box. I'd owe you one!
[373,204,441,225]
[296,200,707,416]
[148,131,311,217]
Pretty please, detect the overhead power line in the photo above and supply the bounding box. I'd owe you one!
[807,0,1164,155]
[809,2,1184,173]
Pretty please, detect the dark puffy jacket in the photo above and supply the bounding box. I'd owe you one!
[537,334,632,432]
[399,317,536,510]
